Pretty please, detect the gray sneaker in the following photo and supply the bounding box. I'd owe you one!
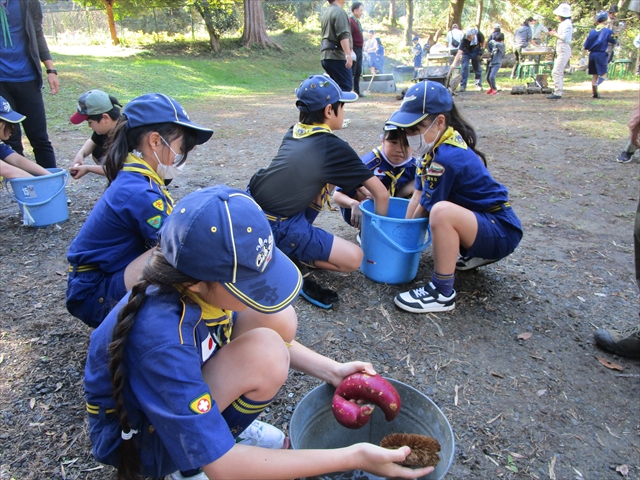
[617,151,633,163]
[594,325,640,359]
[236,420,287,449]
[456,255,498,271]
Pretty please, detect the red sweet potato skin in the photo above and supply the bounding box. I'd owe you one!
[331,395,375,429]
[334,373,402,423]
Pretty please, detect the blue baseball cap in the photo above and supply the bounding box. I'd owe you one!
[413,35,419,41]
[0,97,25,123]
[595,11,608,22]
[295,75,358,112]
[161,186,302,313]
[123,93,213,145]
[385,81,453,128]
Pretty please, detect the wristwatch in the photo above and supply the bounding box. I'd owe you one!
[46,69,58,75]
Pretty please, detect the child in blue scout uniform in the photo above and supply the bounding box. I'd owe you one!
[584,11,617,99]
[0,97,50,180]
[66,93,213,328]
[248,75,389,309]
[388,81,522,313]
[83,185,434,480]
[485,32,505,95]
[69,89,122,179]
[333,125,417,230]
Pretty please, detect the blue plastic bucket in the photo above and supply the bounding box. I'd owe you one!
[359,197,431,284]
[6,168,69,227]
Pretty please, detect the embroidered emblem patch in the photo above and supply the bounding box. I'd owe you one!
[152,199,164,212]
[189,393,212,414]
[147,215,162,229]
[426,162,445,176]
[255,234,274,272]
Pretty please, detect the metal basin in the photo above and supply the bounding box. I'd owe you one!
[290,378,454,480]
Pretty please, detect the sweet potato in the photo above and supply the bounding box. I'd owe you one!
[332,373,402,428]
[331,395,375,429]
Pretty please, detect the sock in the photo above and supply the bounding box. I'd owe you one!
[180,469,202,477]
[431,271,455,297]
[221,394,274,438]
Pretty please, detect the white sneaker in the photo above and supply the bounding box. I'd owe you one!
[236,420,286,449]
[342,118,352,129]
[166,471,208,479]
[394,282,455,313]
[356,232,361,245]
[456,255,498,271]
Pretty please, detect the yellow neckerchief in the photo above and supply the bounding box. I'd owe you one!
[181,288,233,327]
[417,127,467,177]
[372,147,406,197]
[595,24,604,32]
[293,122,333,210]
[122,153,174,214]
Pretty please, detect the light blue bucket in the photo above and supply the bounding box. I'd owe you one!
[359,198,431,284]
[5,168,69,227]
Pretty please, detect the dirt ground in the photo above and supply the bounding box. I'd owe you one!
[1,79,639,480]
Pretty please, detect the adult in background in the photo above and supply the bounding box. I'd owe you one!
[531,15,549,46]
[446,23,464,52]
[547,3,573,100]
[0,0,59,169]
[511,18,534,79]
[635,33,640,76]
[364,29,377,72]
[449,28,485,92]
[349,2,365,97]
[606,5,625,65]
[320,0,354,92]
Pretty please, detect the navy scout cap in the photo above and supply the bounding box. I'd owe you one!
[295,75,358,113]
[386,81,453,128]
[123,93,213,145]
[0,97,26,123]
[161,185,302,313]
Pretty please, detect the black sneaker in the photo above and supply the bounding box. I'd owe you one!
[300,278,339,309]
[594,326,640,359]
[547,94,562,100]
[394,282,455,313]
[456,256,498,271]
[617,151,633,163]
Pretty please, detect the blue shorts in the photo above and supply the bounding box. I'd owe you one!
[268,210,334,263]
[588,51,608,76]
[464,206,523,260]
[66,268,127,328]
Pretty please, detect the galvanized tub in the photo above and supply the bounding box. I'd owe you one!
[290,378,454,480]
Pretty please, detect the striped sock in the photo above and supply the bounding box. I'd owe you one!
[221,394,274,438]
[431,271,455,297]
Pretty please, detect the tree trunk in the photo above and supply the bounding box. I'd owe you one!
[448,0,465,30]
[404,0,413,45]
[475,0,483,30]
[389,0,397,27]
[243,0,281,49]
[104,0,119,46]
[193,0,221,52]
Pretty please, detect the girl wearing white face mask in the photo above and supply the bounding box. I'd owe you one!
[66,93,213,328]
[387,81,523,314]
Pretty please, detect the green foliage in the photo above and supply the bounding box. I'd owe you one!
[192,0,240,36]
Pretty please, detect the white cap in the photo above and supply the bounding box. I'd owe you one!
[553,3,572,17]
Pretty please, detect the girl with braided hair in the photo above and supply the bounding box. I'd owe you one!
[65,93,212,328]
[83,186,435,480]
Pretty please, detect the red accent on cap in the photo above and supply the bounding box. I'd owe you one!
[70,112,89,125]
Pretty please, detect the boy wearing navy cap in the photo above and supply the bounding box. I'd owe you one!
[0,97,51,180]
[583,12,617,97]
[69,89,123,179]
[248,75,389,308]
[386,81,522,313]
[412,35,423,79]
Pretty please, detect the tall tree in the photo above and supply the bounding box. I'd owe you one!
[243,0,280,49]
[475,0,483,29]
[389,0,397,27]
[448,0,465,30]
[404,0,414,45]
[104,0,119,45]
[192,0,240,52]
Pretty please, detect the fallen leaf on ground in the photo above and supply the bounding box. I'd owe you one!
[518,332,533,341]
[616,464,629,476]
[597,357,623,371]
[29,398,36,409]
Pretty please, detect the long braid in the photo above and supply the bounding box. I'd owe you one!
[108,279,150,480]
[106,249,199,480]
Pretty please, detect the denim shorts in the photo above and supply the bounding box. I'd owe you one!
[464,206,523,260]
[66,268,127,328]
[268,210,334,263]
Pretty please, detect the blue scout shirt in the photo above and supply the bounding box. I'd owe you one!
[0,143,15,161]
[67,153,173,273]
[415,127,510,213]
[84,287,235,477]
[583,25,616,53]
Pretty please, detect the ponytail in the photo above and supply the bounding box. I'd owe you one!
[107,248,199,479]
[103,119,200,185]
